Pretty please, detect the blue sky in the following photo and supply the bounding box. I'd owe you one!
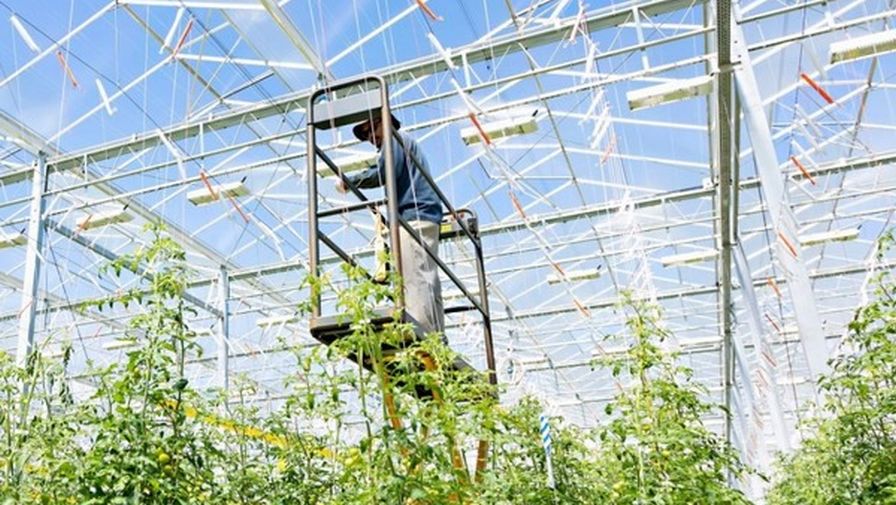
[0,0,894,430]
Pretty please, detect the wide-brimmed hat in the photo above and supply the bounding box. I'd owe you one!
[352,113,401,142]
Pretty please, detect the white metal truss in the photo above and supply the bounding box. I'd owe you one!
[1,3,895,495]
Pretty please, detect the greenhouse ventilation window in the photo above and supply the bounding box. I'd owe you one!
[317,153,378,177]
[829,30,896,63]
[799,228,859,247]
[77,208,133,230]
[0,231,26,249]
[103,339,138,351]
[660,249,718,267]
[517,356,550,369]
[187,181,250,205]
[546,267,602,284]
[627,75,714,111]
[460,115,538,145]
[256,314,302,327]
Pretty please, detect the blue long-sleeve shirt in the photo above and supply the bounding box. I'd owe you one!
[346,132,443,224]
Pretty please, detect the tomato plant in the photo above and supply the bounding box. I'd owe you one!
[767,233,896,505]
[590,298,752,505]
[0,225,754,504]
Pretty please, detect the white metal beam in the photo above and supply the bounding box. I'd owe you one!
[43,0,708,173]
[732,5,830,385]
[733,243,790,451]
[257,0,332,80]
[16,154,46,367]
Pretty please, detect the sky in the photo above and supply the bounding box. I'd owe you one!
[0,0,894,434]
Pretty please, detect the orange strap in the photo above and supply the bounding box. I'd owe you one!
[415,0,442,21]
[573,298,591,318]
[766,277,782,298]
[760,347,778,368]
[790,156,816,185]
[509,191,526,220]
[549,260,565,277]
[199,171,219,200]
[777,231,798,258]
[226,194,250,223]
[601,134,616,165]
[172,19,194,59]
[468,112,492,145]
[75,214,93,235]
[55,51,79,88]
[800,73,834,105]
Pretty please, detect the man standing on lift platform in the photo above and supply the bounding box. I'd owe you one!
[335,114,445,336]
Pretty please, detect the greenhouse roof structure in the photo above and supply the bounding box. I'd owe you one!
[1,0,895,474]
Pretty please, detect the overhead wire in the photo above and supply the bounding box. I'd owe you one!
[0,2,316,392]
[451,0,629,404]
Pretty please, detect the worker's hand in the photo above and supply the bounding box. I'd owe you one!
[335,179,348,194]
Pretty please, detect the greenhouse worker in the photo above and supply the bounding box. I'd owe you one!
[335,114,445,336]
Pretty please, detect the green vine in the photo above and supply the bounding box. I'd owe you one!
[767,231,896,505]
[0,225,755,504]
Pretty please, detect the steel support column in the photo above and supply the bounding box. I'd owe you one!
[731,4,830,384]
[16,153,47,367]
[217,265,230,390]
[715,0,736,455]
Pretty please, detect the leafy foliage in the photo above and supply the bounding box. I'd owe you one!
[0,225,752,504]
[591,299,752,505]
[767,233,896,505]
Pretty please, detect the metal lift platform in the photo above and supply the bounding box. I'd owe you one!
[306,76,496,396]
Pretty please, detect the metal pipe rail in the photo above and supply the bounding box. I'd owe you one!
[306,75,496,386]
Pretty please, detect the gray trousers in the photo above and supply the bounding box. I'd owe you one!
[398,220,444,336]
